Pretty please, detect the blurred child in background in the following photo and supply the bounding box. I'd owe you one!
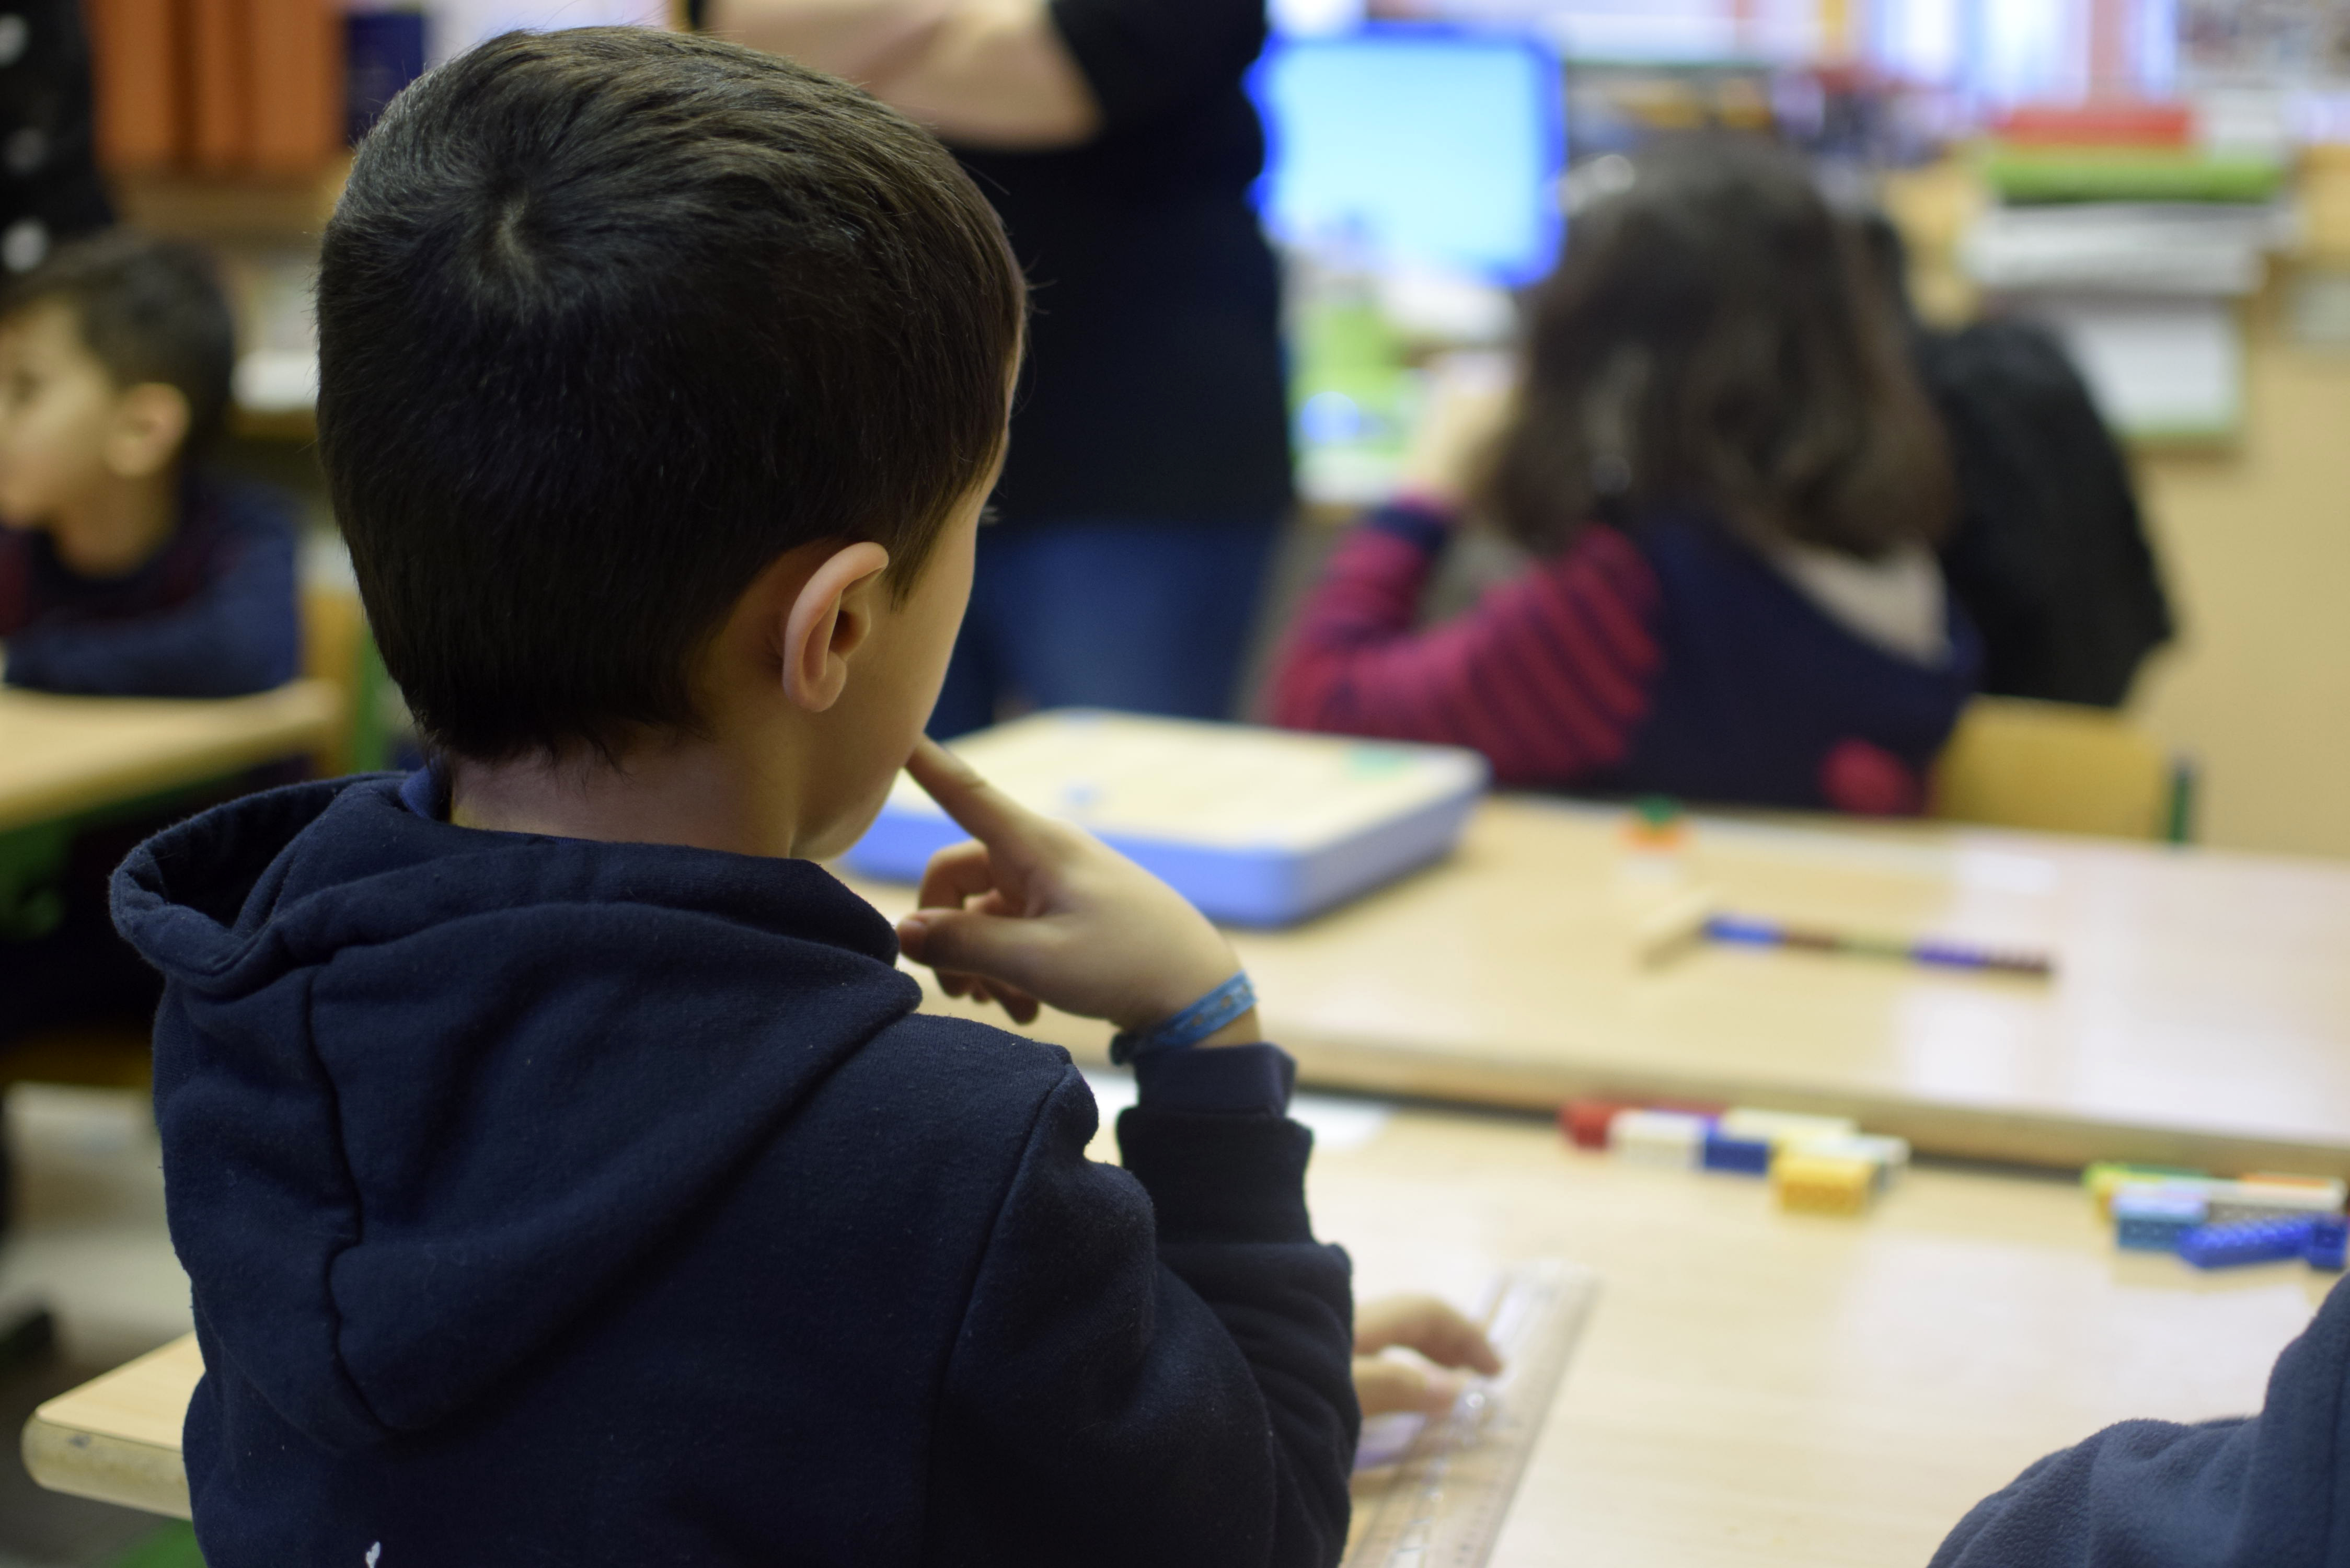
[0,230,297,697]
[1269,135,1978,816]
[0,232,299,1051]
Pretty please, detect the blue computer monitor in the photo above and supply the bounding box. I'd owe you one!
[1251,27,1565,285]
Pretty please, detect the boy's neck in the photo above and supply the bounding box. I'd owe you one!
[448,736,809,860]
[51,465,182,579]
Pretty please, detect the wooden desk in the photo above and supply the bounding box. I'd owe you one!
[1321,1108,2320,1566]
[24,1103,2322,1566]
[21,1334,200,1518]
[0,682,342,835]
[844,796,2350,1175]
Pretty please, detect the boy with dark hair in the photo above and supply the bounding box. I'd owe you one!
[109,28,1357,1566]
[0,229,297,697]
[0,232,301,1061]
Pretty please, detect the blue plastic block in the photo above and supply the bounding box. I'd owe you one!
[2307,1216,2348,1272]
[2113,1189,2206,1251]
[2178,1217,2319,1270]
[1700,1131,1772,1176]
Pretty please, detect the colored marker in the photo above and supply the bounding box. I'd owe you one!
[1702,915,2054,978]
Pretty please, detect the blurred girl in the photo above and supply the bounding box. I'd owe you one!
[1268,135,1978,814]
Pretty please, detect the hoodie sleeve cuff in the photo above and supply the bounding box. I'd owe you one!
[1133,1042,1295,1116]
[1115,1104,1316,1244]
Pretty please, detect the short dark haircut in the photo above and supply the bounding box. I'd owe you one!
[1481,135,1953,560]
[2,230,237,454]
[318,28,1024,763]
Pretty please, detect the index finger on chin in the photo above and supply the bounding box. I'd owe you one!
[905,735,1034,847]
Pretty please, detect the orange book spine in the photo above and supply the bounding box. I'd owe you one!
[188,0,252,175]
[247,0,344,177]
[86,0,186,173]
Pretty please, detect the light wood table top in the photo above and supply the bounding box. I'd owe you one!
[0,681,343,835]
[843,796,2350,1176]
[1319,1106,2321,1567]
[21,1333,200,1518]
[24,1101,2323,1566]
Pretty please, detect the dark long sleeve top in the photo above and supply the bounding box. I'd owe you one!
[1268,502,1980,814]
[1267,503,1663,788]
[111,773,1357,1566]
[951,0,1291,526]
[0,477,301,697]
[685,0,1290,527]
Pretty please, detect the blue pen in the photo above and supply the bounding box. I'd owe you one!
[1701,915,2053,977]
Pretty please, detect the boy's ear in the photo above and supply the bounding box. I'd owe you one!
[105,383,191,480]
[781,541,892,712]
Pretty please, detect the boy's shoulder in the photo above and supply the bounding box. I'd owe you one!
[829,1004,1097,1159]
[125,769,1086,1143]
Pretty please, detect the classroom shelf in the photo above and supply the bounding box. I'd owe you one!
[108,160,349,245]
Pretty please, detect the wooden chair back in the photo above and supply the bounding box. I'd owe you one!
[1931,697,2186,842]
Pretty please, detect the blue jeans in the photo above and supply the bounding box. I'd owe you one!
[928,517,1281,740]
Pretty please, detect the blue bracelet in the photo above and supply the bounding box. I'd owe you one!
[1109,972,1257,1066]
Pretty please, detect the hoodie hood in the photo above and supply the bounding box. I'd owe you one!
[113,775,920,1451]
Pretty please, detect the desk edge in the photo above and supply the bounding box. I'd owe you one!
[1281,1035,2350,1178]
[20,1415,191,1519]
[0,681,344,836]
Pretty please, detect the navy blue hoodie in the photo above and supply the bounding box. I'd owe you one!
[111,775,1357,1566]
[1934,1276,2350,1567]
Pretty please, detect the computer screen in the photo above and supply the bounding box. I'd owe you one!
[1251,27,1565,284]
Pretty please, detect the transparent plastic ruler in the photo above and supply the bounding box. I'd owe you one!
[1344,1259,1601,1568]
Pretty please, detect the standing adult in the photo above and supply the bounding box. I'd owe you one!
[701,0,1291,736]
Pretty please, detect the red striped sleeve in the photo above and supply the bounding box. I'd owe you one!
[1535,574,1651,720]
[1265,511,1664,787]
[1419,592,1618,768]
[1560,529,1661,662]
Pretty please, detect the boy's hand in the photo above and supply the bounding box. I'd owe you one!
[1353,1294,1505,1417]
[894,737,1259,1042]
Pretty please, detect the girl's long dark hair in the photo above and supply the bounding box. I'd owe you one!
[1480,134,1954,561]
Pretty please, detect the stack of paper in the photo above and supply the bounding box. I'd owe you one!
[1960,143,2289,442]
[1962,201,2293,295]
